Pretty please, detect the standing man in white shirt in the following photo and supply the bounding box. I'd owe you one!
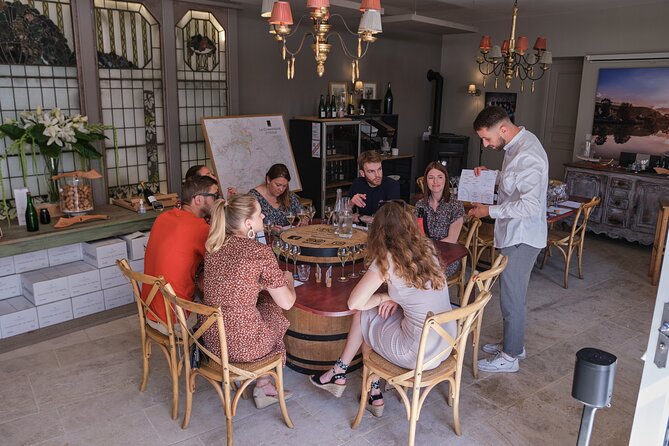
[468,106,549,373]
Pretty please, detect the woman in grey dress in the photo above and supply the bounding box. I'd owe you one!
[310,202,457,417]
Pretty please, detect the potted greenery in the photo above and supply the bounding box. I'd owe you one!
[0,106,115,224]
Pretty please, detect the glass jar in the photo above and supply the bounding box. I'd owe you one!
[59,175,94,215]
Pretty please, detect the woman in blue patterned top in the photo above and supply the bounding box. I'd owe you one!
[414,161,465,277]
[249,163,306,227]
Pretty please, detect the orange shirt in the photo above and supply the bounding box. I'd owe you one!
[142,208,209,323]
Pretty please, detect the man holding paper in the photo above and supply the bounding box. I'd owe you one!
[468,106,548,373]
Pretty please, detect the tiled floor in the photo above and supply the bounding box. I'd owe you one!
[0,234,657,445]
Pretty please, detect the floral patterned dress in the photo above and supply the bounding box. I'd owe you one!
[415,195,465,277]
[249,188,304,226]
[203,236,289,363]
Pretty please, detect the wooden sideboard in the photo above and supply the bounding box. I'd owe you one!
[564,163,669,245]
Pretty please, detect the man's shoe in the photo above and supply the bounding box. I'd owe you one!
[482,342,526,359]
[477,352,519,373]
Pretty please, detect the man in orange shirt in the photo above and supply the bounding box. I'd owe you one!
[142,175,219,332]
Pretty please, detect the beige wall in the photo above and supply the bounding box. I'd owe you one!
[236,11,443,182]
[440,2,669,172]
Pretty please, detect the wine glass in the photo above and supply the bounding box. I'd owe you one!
[358,243,368,274]
[337,247,349,282]
[308,204,316,224]
[290,245,301,279]
[298,208,308,226]
[324,205,334,225]
[281,242,291,271]
[272,239,282,262]
[286,211,295,229]
[263,217,273,244]
[348,244,360,278]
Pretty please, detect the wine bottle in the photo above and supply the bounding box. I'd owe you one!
[25,192,39,232]
[383,82,393,114]
[338,161,345,181]
[347,94,354,115]
[330,95,336,118]
[140,181,163,211]
[319,95,326,118]
[325,94,331,119]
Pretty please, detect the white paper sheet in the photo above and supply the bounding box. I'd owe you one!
[559,200,582,209]
[457,169,498,204]
[547,206,572,215]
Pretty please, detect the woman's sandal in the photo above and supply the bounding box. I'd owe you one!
[367,381,384,417]
[252,383,293,409]
[309,358,348,398]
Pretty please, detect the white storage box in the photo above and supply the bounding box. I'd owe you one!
[57,262,101,297]
[0,274,21,300]
[119,232,150,260]
[0,257,15,277]
[71,291,105,318]
[103,284,134,309]
[48,243,82,267]
[21,267,70,306]
[0,296,39,338]
[13,250,49,273]
[82,238,128,269]
[99,264,127,289]
[37,298,73,328]
[129,259,144,273]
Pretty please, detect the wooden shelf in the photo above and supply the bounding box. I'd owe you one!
[325,181,352,190]
[327,154,355,162]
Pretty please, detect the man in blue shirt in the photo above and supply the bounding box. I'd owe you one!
[349,150,400,223]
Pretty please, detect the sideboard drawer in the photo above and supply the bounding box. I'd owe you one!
[610,177,633,190]
[605,207,627,227]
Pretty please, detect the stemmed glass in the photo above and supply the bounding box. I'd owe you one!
[272,239,283,262]
[348,245,360,278]
[263,218,273,244]
[324,205,334,225]
[281,242,291,271]
[358,244,368,274]
[450,176,459,193]
[309,204,316,224]
[286,211,296,229]
[337,247,349,282]
[290,245,301,279]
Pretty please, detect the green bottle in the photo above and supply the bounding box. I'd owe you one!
[25,192,39,232]
[319,95,326,118]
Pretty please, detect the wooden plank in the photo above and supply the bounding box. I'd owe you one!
[0,205,157,256]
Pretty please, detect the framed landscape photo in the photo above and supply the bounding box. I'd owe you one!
[485,91,517,123]
[362,82,377,100]
[328,81,348,100]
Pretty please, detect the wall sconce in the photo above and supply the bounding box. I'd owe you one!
[467,83,481,96]
[354,80,364,93]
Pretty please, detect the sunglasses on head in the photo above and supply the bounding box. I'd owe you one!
[198,192,221,199]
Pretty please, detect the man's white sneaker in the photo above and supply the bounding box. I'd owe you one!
[477,352,520,373]
[482,342,526,360]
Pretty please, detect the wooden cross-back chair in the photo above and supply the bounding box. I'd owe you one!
[159,282,293,445]
[460,255,508,378]
[351,290,493,446]
[540,196,601,288]
[117,259,180,420]
[448,216,482,302]
[471,217,496,270]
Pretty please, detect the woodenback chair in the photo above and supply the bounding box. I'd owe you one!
[447,216,482,302]
[460,255,508,378]
[472,217,496,270]
[416,176,425,194]
[540,197,601,288]
[159,283,293,444]
[351,290,493,446]
[117,259,180,420]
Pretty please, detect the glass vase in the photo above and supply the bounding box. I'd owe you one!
[43,155,60,203]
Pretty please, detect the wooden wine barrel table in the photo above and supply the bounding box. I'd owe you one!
[283,240,469,375]
[279,224,367,264]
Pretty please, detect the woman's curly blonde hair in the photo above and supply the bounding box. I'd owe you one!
[365,202,446,290]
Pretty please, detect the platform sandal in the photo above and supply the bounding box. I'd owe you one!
[366,380,384,417]
[309,358,348,398]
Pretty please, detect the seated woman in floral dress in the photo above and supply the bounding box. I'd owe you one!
[309,202,457,417]
[203,194,296,408]
[414,161,465,277]
[249,163,306,227]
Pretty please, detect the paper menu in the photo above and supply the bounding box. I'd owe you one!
[457,169,498,204]
[546,206,572,215]
[559,200,582,209]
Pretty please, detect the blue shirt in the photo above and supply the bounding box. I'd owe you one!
[347,177,400,216]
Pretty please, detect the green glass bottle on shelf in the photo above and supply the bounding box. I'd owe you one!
[330,95,336,118]
[325,94,331,118]
[25,192,39,232]
[319,95,326,118]
[383,82,393,114]
[347,94,355,115]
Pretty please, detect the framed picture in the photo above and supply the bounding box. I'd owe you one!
[362,82,377,100]
[328,81,348,100]
[485,91,517,123]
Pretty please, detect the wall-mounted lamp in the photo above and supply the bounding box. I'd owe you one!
[467,83,481,96]
[354,80,364,93]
